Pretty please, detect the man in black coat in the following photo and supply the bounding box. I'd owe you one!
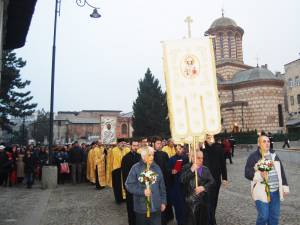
[121,139,141,225]
[23,149,36,188]
[202,135,228,225]
[153,136,174,225]
[180,150,215,225]
[69,141,84,184]
[0,145,10,186]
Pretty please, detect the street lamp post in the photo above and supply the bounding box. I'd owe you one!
[48,0,101,164]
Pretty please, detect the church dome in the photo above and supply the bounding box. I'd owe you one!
[231,67,281,83]
[209,16,238,29]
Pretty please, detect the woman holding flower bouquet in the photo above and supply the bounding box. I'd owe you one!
[245,135,289,225]
[125,146,167,225]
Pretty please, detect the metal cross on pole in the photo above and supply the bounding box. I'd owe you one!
[184,16,193,38]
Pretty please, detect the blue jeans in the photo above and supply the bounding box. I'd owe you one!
[255,190,280,225]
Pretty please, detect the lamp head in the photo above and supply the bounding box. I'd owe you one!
[90,8,101,18]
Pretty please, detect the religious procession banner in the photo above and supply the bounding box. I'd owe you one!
[101,116,117,144]
[162,37,221,143]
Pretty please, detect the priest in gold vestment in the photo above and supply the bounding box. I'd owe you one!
[109,139,130,203]
[162,138,176,158]
[86,142,97,183]
[94,141,106,189]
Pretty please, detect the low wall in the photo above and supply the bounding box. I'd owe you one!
[236,143,300,164]
[275,149,300,164]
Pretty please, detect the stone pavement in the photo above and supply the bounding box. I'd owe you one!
[0,148,299,225]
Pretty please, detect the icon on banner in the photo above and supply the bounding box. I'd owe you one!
[181,55,200,78]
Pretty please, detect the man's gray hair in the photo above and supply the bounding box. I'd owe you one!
[140,146,155,159]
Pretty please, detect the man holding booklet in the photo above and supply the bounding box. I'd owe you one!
[168,144,189,225]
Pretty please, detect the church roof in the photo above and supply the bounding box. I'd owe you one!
[4,0,38,50]
[69,118,100,124]
[230,67,282,84]
[209,16,238,29]
[121,112,133,117]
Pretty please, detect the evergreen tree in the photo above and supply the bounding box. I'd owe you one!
[31,109,50,143]
[11,121,28,145]
[132,68,170,138]
[0,51,37,132]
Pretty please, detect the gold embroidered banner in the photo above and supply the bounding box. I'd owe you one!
[162,37,221,143]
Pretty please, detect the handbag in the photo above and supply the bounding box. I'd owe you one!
[60,162,70,174]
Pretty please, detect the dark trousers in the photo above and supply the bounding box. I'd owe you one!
[25,172,34,188]
[185,202,208,225]
[170,185,185,225]
[58,173,67,184]
[125,191,136,225]
[0,171,8,186]
[82,163,87,182]
[225,153,233,164]
[136,211,161,225]
[112,169,124,203]
[208,182,221,225]
[161,190,174,225]
[282,142,290,148]
[71,163,82,184]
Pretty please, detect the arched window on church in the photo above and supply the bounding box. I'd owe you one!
[212,37,217,60]
[121,124,128,135]
[219,33,224,59]
[235,33,240,59]
[227,32,232,58]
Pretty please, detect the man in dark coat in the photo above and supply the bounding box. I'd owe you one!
[180,150,215,225]
[153,136,174,225]
[0,145,10,186]
[122,139,141,225]
[23,149,36,188]
[202,135,228,225]
[168,144,189,225]
[69,141,84,184]
[228,136,236,157]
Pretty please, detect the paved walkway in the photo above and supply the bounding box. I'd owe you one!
[0,148,299,225]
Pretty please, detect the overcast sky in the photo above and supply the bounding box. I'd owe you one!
[15,0,300,113]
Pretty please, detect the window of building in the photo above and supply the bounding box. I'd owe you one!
[212,37,216,60]
[219,33,224,59]
[288,78,293,88]
[297,94,300,105]
[278,104,284,127]
[121,124,128,135]
[290,96,294,105]
[235,34,239,59]
[295,76,300,86]
[227,32,232,58]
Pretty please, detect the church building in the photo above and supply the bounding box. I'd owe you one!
[205,15,285,133]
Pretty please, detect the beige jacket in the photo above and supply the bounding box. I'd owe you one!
[251,153,290,203]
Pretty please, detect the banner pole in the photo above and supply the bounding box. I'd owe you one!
[193,136,198,187]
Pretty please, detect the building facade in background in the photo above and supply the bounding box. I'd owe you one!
[53,110,133,144]
[205,15,285,133]
[284,58,300,132]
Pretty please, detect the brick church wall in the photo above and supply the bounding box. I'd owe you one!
[220,85,285,133]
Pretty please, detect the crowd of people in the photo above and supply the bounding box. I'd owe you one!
[0,132,290,225]
[0,144,48,188]
[105,135,228,225]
